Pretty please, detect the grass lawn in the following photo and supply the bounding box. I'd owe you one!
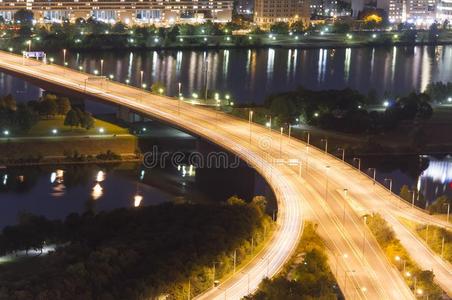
[25,116,129,137]
[399,217,452,264]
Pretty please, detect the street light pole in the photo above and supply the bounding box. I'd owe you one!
[325,165,331,201]
[343,188,348,223]
[280,127,284,158]
[63,49,67,66]
[412,190,416,208]
[353,157,361,172]
[321,138,328,154]
[385,178,393,194]
[204,58,209,101]
[368,168,376,184]
[178,82,182,116]
[100,59,104,77]
[305,131,310,146]
[249,110,253,143]
[288,124,292,142]
[140,70,144,87]
[338,148,345,161]
[444,203,450,223]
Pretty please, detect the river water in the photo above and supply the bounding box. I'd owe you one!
[4,45,452,104]
[0,46,451,227]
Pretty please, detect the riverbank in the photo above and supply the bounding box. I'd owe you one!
[5,30,452,53]
[0,116,138,164]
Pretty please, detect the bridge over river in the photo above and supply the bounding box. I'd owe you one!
[0,51,450,300]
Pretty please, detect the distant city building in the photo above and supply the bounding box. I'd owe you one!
[388,0,441,24]
[235,0,254,15]
[352,0,365,17]
[0,0,234,24]
[324,0,339,16]
[254,0,310,25]
[310,0,325,16]
[438,0,452,21]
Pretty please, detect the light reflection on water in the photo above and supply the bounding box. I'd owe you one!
[418,155,452,203]
[4,46,452,103]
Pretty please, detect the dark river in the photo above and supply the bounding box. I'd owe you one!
[3,46,452,104]
[0,126,275,228]
[0,46,451,227]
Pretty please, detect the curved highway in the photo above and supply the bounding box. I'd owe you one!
[0,52,450,299]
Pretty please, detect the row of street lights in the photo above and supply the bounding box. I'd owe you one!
[245,111,446,216]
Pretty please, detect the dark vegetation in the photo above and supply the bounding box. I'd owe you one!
[246,222,339,300]
[0,196,272,299]
[0,93,94,135]
[264,87,432,134]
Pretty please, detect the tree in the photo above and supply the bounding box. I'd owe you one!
[399,185,412,202]
[56,97,71,115]
[289,21,305,33]
[270,22,289,34]
[0,94,17,111]
[14,9,34,25]
[80,112,94,130]
[151,82,166,94]
[39,98,58,118]
[112,22,127,34]
[64,109,81,128]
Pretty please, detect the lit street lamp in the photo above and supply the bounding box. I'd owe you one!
[100,59,104,76]
[63,49,67,66]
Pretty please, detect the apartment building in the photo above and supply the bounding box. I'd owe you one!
[254,0,310,25]
[0,0,234,24]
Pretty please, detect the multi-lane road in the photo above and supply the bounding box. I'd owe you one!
[0,51,450,299]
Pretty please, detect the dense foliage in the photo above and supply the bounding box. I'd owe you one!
[0,197,272,300]
[0,95,38,134]
[265,87,433,134]
[425,81,452,103]
[366,214,443,298]
[246,223,339,300]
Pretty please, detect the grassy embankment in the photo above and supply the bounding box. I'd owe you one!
[400,218,452,264]
[0,116,137,163]
[366,213,444,299]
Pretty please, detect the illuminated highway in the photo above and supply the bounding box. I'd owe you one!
[0,51,450,299]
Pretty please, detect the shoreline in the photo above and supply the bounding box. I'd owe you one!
[0,156,141,168]
[38,40,452,52]
[4,37,452,54]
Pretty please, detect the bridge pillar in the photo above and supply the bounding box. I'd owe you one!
[117,106,145,123]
